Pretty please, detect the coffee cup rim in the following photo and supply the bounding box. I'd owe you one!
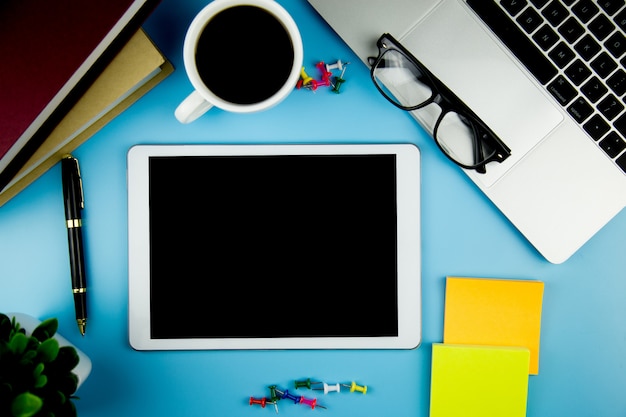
[182,0,303,113]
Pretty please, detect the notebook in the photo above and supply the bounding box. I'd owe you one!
[0,0,161,192]
[0,29,173,208]
[307,0,626,263]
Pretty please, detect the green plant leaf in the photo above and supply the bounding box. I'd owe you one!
[8,332,28,354]
[33,362,45,377]
[11,392,43,417]
[37,338,59,362]
[32,318,58,342]
[53,346,79,371]
[0,313,12,341]
[33,374,48,389]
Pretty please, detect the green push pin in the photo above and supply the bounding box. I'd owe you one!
[268,385,280,414]
[294,378,321,390]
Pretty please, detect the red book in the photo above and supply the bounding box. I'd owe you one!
[0,0,160,191]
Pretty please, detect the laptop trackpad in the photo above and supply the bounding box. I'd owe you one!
[401,0,563,187]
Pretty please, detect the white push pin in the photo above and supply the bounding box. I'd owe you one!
[326,59,348,72]
[313,382,341,394]
[322,382,341,394]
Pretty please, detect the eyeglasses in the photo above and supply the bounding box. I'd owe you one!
[368,34,510,174]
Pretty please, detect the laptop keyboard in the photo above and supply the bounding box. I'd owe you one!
[467,0,626,175]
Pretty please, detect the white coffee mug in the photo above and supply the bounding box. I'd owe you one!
[175,0,303,123]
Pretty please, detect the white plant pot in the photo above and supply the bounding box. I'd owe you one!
[8,312,92,388]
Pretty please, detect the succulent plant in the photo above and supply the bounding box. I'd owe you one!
[0,313,80,417]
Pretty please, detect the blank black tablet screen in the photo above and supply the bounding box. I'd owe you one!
[148,154,398,339]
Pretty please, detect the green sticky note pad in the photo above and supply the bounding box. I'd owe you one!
[430,344,530,417]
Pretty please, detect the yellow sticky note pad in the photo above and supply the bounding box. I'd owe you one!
[430,344,530,417]
[443,277,544,374]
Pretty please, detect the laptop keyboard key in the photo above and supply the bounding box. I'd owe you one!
[518,8,544,32]
[584,114,611,139]
[534,24,560,50]
[542,1,569,26]
[572,0,600,23]
[598,0,625,16]
[559,16,585,42]
[604,32,626,57]
[598,94,624,119]
[581,76,609,102]
[548,75,578,104]
[607,69,626,95]
[599,131,626,157]
[575,34,602,60]
[591,52,618,78]
[565,59,592,85]
[568,96,594,122]
[549,42,576,67]
[588,14,616,40]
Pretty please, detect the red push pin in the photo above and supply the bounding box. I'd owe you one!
[249,396,275,408]
[316,62,333,82]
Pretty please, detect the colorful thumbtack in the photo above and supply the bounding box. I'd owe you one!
[294,378,321,389]
[313,382,341,394]
[325,59,348,72]
[332,63,350,93]
[268,385,281,414]
[343,381,367,394]
[249,397,275,408]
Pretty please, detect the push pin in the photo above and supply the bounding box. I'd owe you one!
[268,385,281,414]
[342,381,367,394]
[300,396,326,410]
[300,66,314,86]
[297,66,319,90]
[250,397,276,408]
[313,382,341,394]
[325,59,349,73]
[316,62,333,81]
[332,63,350,94]
[276,388,300,404]
[294,378,322,390]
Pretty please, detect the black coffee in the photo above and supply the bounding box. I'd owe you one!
[195,6,295,105]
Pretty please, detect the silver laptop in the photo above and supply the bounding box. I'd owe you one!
[308,0,626,263]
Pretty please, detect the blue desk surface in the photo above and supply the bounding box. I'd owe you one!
[1,1,625,416]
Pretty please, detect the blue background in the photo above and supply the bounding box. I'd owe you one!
[1,1,625,416]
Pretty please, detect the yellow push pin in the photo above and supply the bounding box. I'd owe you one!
[343,381,367,394]
[300,66,313,86]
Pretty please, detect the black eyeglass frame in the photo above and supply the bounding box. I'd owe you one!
[368,33,511,173]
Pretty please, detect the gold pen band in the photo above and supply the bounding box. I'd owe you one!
[66,219,82,228]
[73,287,87,294]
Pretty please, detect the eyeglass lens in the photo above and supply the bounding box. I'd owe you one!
[372,48,495,170]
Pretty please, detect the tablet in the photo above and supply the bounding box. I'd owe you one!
[127,143,421,350]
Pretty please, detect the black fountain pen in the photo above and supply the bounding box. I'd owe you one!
[62,156,88,336]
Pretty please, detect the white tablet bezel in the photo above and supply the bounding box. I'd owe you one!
[127,143,421,350]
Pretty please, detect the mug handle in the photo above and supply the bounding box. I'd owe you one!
[174,90,214,123]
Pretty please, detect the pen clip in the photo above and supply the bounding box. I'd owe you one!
[76,159,84,209]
